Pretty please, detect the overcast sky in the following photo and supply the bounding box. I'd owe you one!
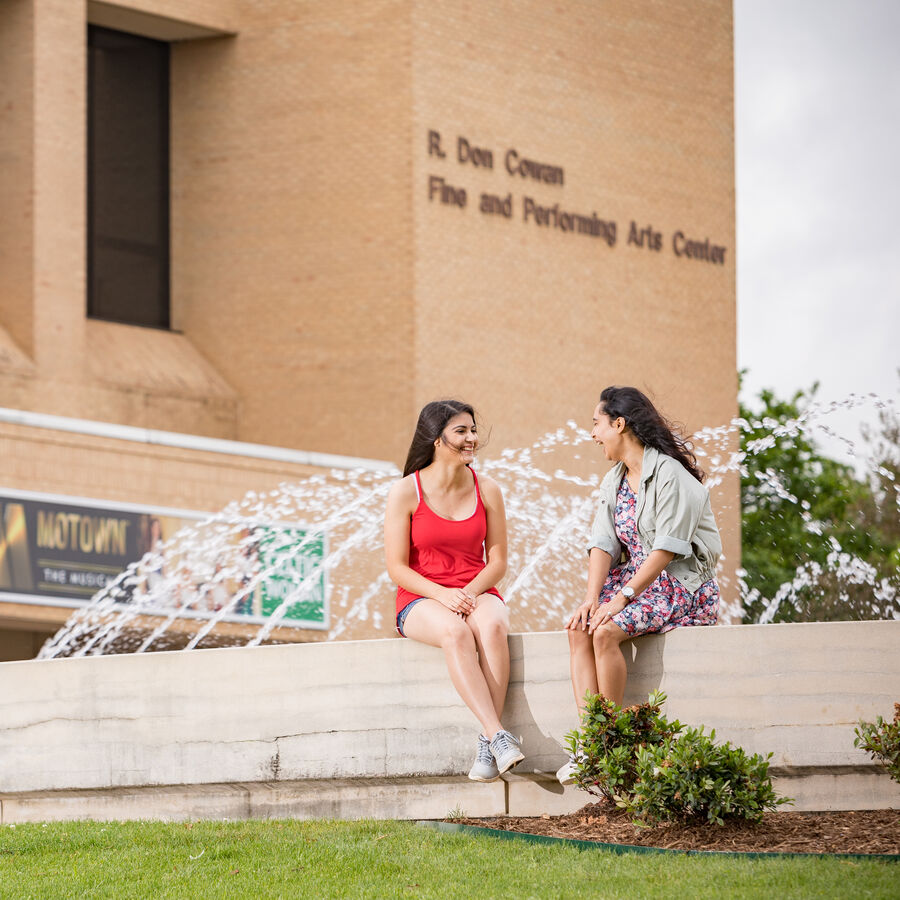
[734,0,900,468]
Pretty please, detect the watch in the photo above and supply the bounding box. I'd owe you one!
[621,586,635,600]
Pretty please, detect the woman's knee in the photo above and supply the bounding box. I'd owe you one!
[591,623,623,653]
[568,627,592,654]
[472,612,508,646]
[441,616,476,651]
[468,599,509,642]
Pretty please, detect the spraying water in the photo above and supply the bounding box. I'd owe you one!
[37,392,898,659]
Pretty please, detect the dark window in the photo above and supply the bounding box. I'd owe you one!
[88,25,170,328]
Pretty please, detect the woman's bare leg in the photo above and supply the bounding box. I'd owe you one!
[591,622,632,706]
[465,595,510,720]
[567,628,600,717]
[402,599,503,738]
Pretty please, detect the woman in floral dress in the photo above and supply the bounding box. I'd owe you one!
[559,386,722,782]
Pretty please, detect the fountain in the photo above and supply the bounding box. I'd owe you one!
[3,392,898,823]
[36,391,898,660]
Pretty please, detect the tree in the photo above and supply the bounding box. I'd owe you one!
[738,378,899,623]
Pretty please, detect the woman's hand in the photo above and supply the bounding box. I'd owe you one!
[436,586,475,617]
[589,593,628,633]
[566,597,598,631]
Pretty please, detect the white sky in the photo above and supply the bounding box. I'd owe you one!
[734,0,900,468]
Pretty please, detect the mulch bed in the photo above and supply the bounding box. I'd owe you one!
[452,800,900,855]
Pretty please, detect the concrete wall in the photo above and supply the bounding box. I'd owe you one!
[1,620,898,823]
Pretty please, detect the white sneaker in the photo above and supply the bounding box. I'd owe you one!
[489,729,525,775]
[468,734,500,782]
[556,756,577,786]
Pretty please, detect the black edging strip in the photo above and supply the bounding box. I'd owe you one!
[417,821,900,862]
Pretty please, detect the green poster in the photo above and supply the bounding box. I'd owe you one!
[257,527,326,628]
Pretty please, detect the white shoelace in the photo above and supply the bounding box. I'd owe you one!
[476,736,494,765]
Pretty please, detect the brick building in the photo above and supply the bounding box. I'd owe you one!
[0,0,738,659]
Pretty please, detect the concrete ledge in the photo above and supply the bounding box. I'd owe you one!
[4,769,898,825]
[0,778,505,825]
[1,621,899,821]
[87,0,239,41]
[769,766,900,813]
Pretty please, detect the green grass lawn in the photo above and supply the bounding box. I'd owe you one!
[0,819,895,900]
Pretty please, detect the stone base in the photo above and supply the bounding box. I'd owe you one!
[0,777,506,825]
[506,768,900,818]
[771,766,900,812]
[3,622,899,822]
[3,767,898,824]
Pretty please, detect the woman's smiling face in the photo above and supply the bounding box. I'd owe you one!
[438,412,478,462]
[591,403,625,462]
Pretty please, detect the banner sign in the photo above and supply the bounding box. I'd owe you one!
[0,490,327,630]
[254,526,325,623]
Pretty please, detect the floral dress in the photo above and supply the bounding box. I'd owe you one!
[597,476,719,635]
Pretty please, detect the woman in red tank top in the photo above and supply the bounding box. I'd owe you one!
[384,400,524,781]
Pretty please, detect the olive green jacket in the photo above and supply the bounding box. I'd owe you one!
[587,445,722,593]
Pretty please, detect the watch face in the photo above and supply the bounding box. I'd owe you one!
[622,587,634,598]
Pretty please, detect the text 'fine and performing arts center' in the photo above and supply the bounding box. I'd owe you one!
[0,0,738,659]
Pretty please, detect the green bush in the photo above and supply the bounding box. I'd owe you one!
[854,702,900,783]
[622,727,789,825]
[566,691,790,825]
[565,690,680,801]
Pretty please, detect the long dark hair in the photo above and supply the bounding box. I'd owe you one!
[599,386,705,483]
[403,400,477,477]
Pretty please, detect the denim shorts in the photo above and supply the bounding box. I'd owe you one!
[396,597,426,637]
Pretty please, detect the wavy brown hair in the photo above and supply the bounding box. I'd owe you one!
[599,386,705,483]
[403,400,477,477]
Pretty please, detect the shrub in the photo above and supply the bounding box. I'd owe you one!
[622,727,789,825]
[854,703,900,783]
[565,690,680,800]
[566,691,790,825]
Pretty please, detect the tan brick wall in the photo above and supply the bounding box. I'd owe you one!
[0,423,336,512]
[0,0,242,437]
[0,0,35,358]
[411,0,738,602]
[0,626,55,662]
[0,1,735,454]
[0,1,740,632]
[170,0,415,459]
[32,0,87,382]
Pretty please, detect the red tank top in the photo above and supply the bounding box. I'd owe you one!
[395,467,503,614]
